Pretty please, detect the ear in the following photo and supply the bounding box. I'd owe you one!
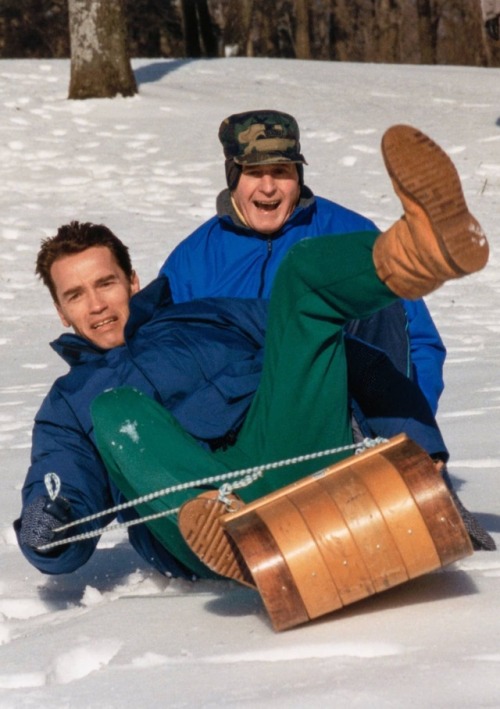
[55,302,71,328]
[130,270,140,295]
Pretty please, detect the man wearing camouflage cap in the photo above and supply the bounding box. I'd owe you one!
[160,109,446,419]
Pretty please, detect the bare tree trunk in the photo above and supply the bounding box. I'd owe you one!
[252,0,277,56]
[416,0,438,63]
[220,0,255,56]
[195,0,218,55]
[68,0,137,99]
[241,0,256,56]
[432,0,488,66]
[295,0,311,58]
[181,0,218,56]
[181,0,202,55]
[310,0,332,59]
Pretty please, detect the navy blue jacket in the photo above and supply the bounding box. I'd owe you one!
[16,279,267,577]
[16,278,447,577]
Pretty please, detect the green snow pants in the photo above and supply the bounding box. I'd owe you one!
[92,231,397,575]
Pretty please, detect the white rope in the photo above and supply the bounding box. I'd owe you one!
[37,506,182,551]
[36,437,386,552]
[217,469,265,507]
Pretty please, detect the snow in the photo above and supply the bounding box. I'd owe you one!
[1,56,499,707]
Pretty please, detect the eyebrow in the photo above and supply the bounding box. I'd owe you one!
[60,274,118,301]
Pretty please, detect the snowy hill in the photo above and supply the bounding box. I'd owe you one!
[0,57,499,707]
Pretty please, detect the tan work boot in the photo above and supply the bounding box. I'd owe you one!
[178,490,255,587]
[373,125,489,299]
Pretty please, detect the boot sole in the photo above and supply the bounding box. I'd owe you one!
[381,125,488,275]
[178,491,256,588]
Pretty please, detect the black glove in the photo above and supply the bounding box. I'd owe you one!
[485,16,500,41]
[449,488,497,551]
[19,496,72,551]
[440,464,496,551]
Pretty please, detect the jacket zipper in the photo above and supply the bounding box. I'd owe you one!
[258,239,273,298]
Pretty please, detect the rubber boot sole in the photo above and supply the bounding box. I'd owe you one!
[381,125,489,276]
[178,491,255,588]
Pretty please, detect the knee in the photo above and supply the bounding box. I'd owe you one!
[91,387,144,427]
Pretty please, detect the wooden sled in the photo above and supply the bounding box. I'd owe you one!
[178,434,473,631]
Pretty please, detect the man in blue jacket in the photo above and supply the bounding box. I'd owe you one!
[15,125,495,580]
[160,110,446,414]
[15,223,272,577]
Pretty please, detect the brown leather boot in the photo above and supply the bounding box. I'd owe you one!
[373,125,489,299]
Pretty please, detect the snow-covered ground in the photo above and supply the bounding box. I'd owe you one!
[0,57,499,708]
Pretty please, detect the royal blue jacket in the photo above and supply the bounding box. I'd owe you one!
[15,279,267,578]
[161,189,446,414]
[16,278,447,577]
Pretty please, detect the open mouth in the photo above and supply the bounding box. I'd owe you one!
[92,317,117,330]
[254,200,280,212]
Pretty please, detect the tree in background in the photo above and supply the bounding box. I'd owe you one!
[180,0,218,57]
[0,0,69,57]
[68,0,137,99]
[329,0,488,66]
[217,0,253,56]
[1,0,499,68]
[126,0,184,57]
[294,0,311,58]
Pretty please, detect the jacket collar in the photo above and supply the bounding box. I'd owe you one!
[216,186,316,237]
[124,276,172,338]
[50,333,106,366]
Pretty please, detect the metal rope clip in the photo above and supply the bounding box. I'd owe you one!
[217,483,240,512]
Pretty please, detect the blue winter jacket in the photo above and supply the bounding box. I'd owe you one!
[160,189,446,414]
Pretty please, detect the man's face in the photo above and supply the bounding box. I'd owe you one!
[51,246,140,350]
[232,163,300,235]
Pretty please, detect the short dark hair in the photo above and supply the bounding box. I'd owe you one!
[36,221,133,302]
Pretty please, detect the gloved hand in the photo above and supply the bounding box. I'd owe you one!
[438,463,496,551]
[449,488,497,551]
[19,496,72,551]
[485,15,500,41]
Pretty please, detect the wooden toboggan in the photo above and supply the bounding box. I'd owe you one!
[179,434,473,631]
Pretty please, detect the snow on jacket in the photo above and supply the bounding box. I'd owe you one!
[160,188,446,414]
[15,278,267,577]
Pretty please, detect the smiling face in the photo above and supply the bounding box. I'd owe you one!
[51,246,140,349]
[232,163,301,235]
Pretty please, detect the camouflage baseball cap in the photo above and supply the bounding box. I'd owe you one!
[218,110,307,166]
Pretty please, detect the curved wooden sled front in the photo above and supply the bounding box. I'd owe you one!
[178,434,473,631]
